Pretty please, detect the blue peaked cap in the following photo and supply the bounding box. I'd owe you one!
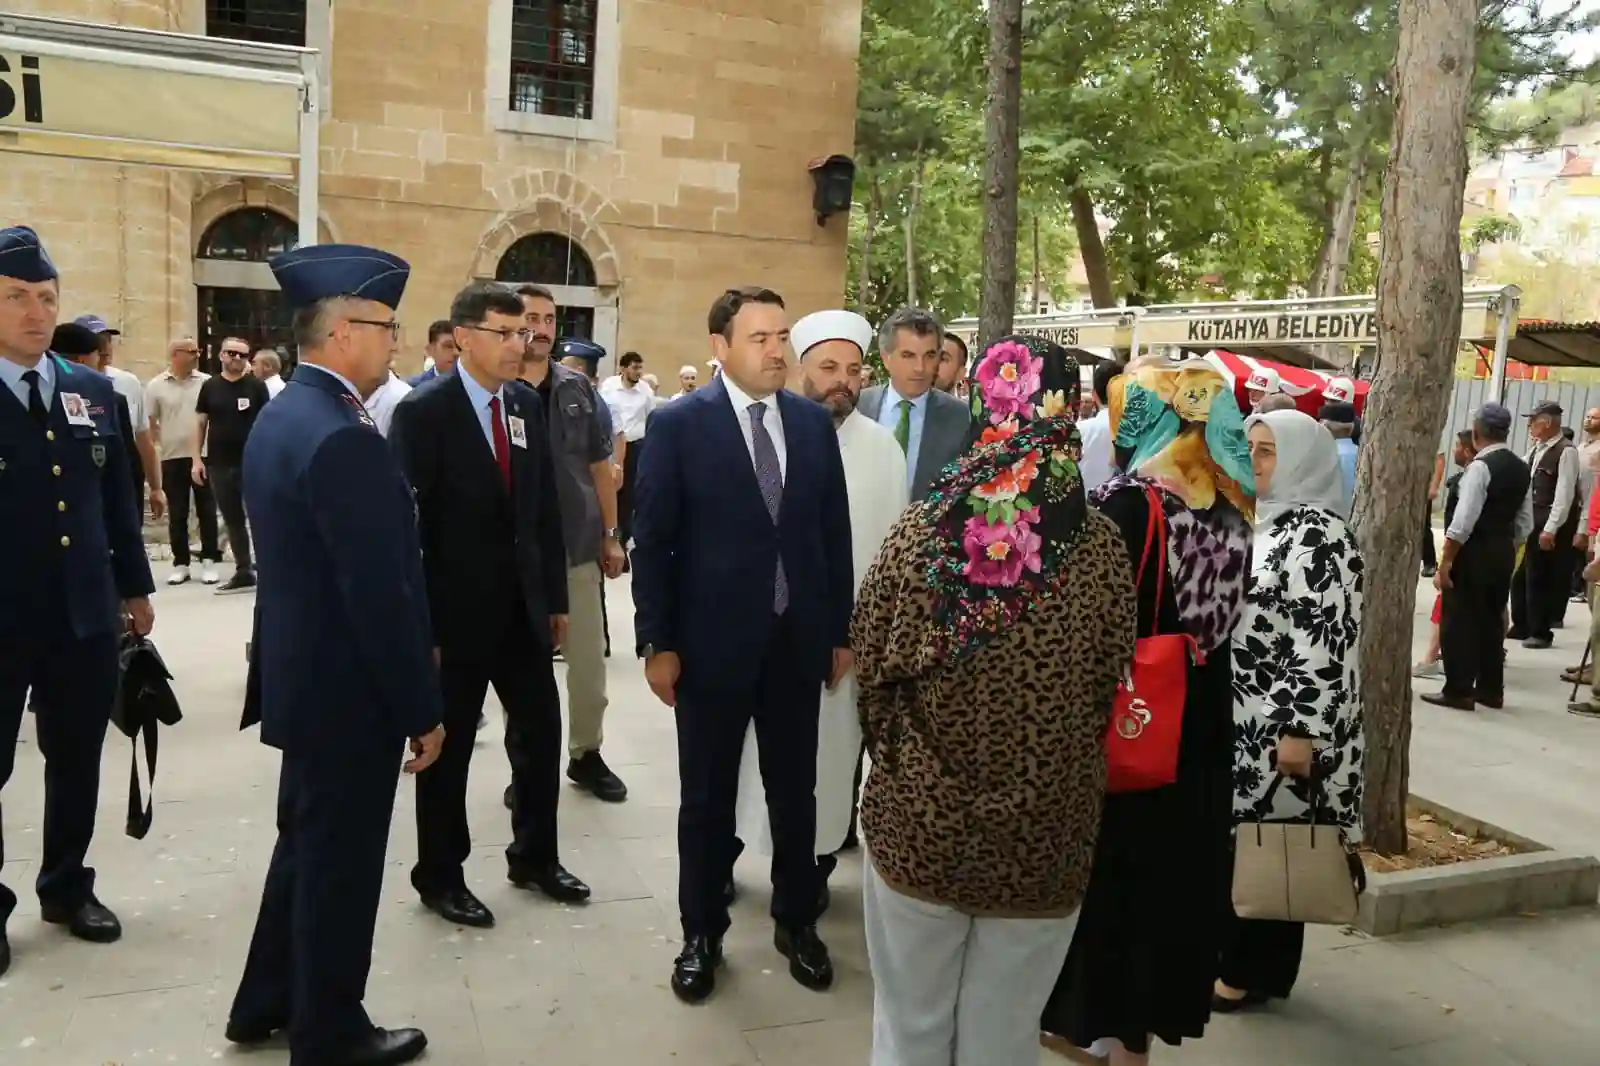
[556,338,607,364]
[0,226,59,283]
[268,244,410,311]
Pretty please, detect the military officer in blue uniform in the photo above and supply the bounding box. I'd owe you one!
[0,226,155,978]
[226,244,445,1066]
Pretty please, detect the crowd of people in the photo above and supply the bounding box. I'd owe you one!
[11,218,1571,1066]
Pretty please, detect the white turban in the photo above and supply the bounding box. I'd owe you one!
[791,309,874,359]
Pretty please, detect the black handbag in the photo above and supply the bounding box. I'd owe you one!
[112,634,184,839]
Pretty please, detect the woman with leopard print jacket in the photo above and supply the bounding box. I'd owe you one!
[851,336,1135,1066]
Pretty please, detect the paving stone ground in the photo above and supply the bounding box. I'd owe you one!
[1,568,1597,1065]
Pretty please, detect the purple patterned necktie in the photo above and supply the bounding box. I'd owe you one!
[749,401,789,614]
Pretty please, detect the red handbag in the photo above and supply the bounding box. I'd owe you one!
[1105,486,1200,793]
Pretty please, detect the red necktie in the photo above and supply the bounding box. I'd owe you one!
[489,395,511,491]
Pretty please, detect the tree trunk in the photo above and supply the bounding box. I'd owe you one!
[1068,184,1116,308]
[1312,152,1370,299]
[1353,0,1477,856]
[977,0,1023,347]
[904,148,925,308]
[1031,213,1042,313]
[857,177,880,316]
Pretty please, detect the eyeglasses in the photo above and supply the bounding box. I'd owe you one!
[348,318,402,340]
[465,325,535,344]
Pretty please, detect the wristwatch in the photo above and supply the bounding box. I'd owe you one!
[603,526,621,539]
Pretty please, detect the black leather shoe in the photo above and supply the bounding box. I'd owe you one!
[567,751,628,802]
[1420,691,1476,711]
[1523,636,1554,649]
[421,887,495,928]
[670,934,723,1004]
[774,924,833,990]
[503,783,514,810]
[224,1015,284,1045]
[316,1025,428,1066]
[1211,990,1269,1014]
[1475,693,1505,710]
[509,862,591,903]
[40,895,121,943]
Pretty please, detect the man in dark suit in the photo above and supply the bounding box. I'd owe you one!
[857,307,972,502]
[0,226,155,978]
[388,282,590,927]
[633,286,854,1004]
[227,244,444,1066]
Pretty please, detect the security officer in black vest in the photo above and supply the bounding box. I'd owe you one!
[1426,402,1533,711]
[1510,400,1583,648]
[0,226,155,977]
[226,243,443,1066]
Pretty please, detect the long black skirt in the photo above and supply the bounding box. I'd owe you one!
[1040,649,1236,1055]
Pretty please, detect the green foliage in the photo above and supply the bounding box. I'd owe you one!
[846,0,1597,317]
[1466,214,1524,250]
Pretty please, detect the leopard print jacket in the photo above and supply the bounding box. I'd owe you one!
[851,503,1136,917]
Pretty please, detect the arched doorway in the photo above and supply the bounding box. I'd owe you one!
[495,232,616,363]
[195,207,297,374]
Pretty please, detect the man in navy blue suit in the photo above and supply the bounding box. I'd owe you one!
[227,244,444,1066]
[632,285,853,1004]
[0,226,155,978]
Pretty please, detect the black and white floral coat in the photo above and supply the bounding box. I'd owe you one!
[1230,505,1365,843]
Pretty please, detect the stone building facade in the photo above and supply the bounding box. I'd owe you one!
[0,0,863,379]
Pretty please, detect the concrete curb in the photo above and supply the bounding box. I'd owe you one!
[1355,794,1600,937]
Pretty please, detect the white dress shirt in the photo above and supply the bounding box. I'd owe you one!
[1447,442,1535,545]
[722,373,787,482]
[1077,408,1115,491]
[362,371,413,438]
[600,375,655,442]
[263,374,286,398]
[1526,436,1581,534]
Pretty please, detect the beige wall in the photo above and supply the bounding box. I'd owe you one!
[0,0,863,380]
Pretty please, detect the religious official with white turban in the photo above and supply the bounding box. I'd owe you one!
[734,309,908,899]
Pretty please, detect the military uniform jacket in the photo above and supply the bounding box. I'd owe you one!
[241,363,443,754]
[0,355,153,643]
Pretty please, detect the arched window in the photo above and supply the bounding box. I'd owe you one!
[195,208,297,372]
[495,232,597,287]
[198,208,297,262]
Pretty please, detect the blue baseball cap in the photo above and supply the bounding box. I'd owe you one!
[73,313,119,336]
[1475,402,1513,434]
[555,338,607,364]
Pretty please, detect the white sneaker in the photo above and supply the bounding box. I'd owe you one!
[201,562,221,585]
[1412,659,1443,679]
[167,565,190,586]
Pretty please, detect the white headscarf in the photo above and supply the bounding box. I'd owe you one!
[1245,409,1350,526]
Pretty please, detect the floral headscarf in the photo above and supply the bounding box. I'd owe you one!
[1108,356,1256,521]
[922,335,1086,661]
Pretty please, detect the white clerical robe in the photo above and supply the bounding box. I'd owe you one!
[734,408,910,856]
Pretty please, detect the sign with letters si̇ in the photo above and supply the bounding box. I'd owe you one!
[0,39,302,175]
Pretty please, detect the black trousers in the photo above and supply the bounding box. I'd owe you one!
[231,745,400,1060]
[1420,512,1438,570]
[619,436,645,548]
[1441,543,1515,701]
[161,456,219,566]
[414,611,561,893]
[0,623,117,922]
[1511,531,1573,641]
[207,459,254,573]
[1218,908,1305,1000]
[676,613,822,937]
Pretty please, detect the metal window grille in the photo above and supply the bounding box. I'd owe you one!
[509,0,597,120]
[197,209,298,263]
[495,233,598,288]
[206,0,307,47]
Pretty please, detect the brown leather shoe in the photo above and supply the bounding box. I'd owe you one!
[1420,691,1475,711]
